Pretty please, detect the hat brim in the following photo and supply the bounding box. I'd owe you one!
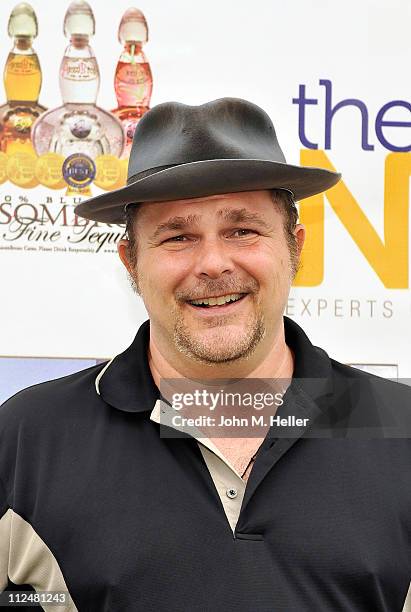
[74,158,341,224]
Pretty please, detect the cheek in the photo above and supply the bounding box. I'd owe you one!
[138,256,190,295]
[241,247,290,283]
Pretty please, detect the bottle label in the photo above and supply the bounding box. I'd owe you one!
[116,63,147,85]
[12,114,34,133]
[61,58,98,82]
[7,55,39,76]
[114,61,152,107]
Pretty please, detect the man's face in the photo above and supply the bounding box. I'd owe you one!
[118,190,304,366]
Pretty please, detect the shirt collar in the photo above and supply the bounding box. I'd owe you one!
[96,316,333,414]
[96,319,159,413]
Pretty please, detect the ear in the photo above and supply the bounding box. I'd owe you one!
[117,239,134,274]
[294,224,305,256]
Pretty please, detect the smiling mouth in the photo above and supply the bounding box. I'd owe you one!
[186,293,248,309]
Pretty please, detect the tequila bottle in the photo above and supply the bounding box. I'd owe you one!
[111,8,152,158]
[0,3,47,155]
[32,0,124,160]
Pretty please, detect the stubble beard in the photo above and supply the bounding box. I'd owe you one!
[128,266,266,366]
[170,295,267,366]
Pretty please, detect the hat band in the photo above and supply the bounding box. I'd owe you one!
[127,164,177,185]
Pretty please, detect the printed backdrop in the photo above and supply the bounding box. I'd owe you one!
[0,0,410,387]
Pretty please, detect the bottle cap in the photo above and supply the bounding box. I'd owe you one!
[64,0,95,38]
[8,2,38,38]
[118,8,148,44]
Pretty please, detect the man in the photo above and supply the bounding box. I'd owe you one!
[0,98,410,611]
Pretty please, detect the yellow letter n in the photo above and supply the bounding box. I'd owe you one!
[294,151,410,289]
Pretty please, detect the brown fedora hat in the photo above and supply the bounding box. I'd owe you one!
[74,97,341,224]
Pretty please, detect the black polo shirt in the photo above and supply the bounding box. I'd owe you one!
[0,317,410,611]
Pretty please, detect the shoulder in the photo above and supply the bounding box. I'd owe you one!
[330,358,411,394]
[0,361,109,432]
[328,358,411,431]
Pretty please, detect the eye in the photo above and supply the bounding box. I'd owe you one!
[163,235,188,243]
[232,229,257,237]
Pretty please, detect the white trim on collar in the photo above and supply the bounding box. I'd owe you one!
[95,358,116,396]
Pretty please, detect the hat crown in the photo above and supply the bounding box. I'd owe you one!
[74,95,341,224]
[127,97,286,181]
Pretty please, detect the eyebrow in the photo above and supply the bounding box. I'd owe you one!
[150,207,271,240]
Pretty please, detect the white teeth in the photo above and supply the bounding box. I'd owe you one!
[190,293,244,306]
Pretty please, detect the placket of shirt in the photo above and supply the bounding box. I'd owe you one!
[150,399,245,533]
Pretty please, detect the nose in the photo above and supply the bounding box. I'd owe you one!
[191,236,235,279]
